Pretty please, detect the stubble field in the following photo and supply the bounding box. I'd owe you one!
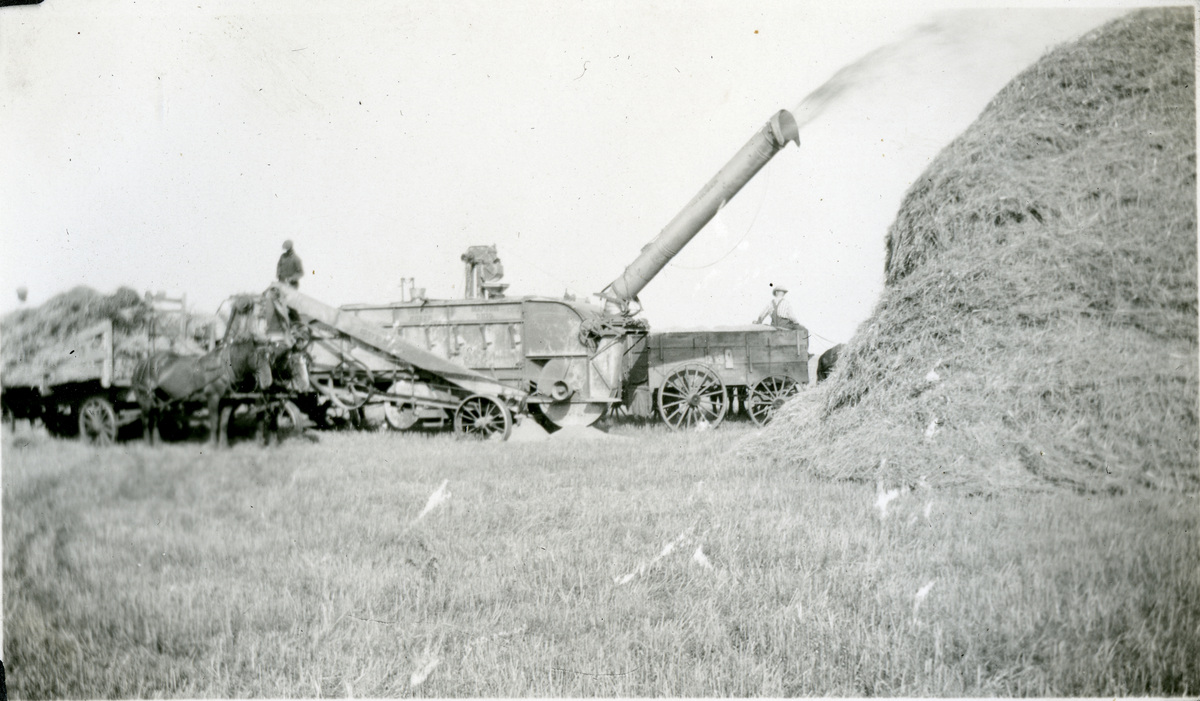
[4,420,1197,697]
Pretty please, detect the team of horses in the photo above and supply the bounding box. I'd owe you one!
[132,294,311,447]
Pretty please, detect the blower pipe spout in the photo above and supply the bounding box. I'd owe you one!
[600,109,799,314]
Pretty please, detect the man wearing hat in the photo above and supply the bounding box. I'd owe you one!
[754,284,801,329]
[277,240,304,288]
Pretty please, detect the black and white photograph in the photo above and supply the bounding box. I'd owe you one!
[1,0,1196,696]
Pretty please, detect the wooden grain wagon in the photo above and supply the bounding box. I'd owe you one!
[623,325,808,429]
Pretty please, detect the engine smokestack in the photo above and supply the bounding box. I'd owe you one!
[600,109,799,313]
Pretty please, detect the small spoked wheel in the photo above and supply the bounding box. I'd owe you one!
[267,399,303,440]
[658,364,728,430]
[78,396,118,445]
[747,375,799,426]
[453,395,512,440]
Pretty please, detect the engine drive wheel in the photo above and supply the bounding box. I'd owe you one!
[453,395,512,441]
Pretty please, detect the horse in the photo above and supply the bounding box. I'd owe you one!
[132,339,273,446]
[249,342,312,445]
[816,343,845,383]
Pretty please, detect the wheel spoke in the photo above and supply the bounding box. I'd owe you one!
[661,392,687,405]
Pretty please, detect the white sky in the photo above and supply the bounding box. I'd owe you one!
[0,0,1167,355]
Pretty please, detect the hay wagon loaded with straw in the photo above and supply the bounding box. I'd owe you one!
[0,292,221,443]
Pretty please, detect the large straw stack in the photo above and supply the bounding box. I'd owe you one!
[756,8,1196,493]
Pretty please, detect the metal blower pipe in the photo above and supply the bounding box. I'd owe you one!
[600,109,800,312]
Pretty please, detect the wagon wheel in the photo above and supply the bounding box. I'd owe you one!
[260,399,303,444]
[277,400,302,434]
[78,396,118,445]
[747,375,799,426]
[658,364,728,430]
[453,395,512,441]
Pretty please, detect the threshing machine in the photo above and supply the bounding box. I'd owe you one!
[331,109,805,433]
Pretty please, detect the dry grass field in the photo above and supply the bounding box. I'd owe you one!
[5,421,1197,697]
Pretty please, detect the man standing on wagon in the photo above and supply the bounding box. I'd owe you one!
[754,284,801,330]
[277,239,304,288]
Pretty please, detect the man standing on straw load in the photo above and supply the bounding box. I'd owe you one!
[277,240,304,288]
[754,284,801,330]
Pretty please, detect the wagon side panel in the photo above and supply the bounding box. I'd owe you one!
[744,328,810,386]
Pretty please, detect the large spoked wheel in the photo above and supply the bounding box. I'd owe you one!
[747,375,799,426]
[658,364,728,430]
[78,396,118,445]
[453,395,512,441]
